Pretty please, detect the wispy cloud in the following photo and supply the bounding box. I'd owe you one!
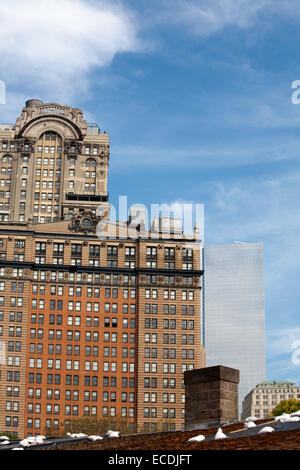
[206,172,300,244]
[111,136,300,173]
[266,328,300,382]
[145,0,300,40]
[153,0,272,35]
[109,75,300,172]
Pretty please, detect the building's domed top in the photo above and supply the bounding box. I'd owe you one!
[25,99,44,108]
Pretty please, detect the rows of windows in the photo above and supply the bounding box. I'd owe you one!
[144,378,182,389]
[3,319,194,342]
[144,319,194,329]
[25,377,184,396]
[157,334,194,344]
[37,146,62,155]
[31,132,62,223]
[30,300,137,314]
[27,360,192,379]
[33,180,60,189]
[28,327,192,342]
[0,297,23,307]
[31,298,188,314]
[1,155,13,213]
[0,268,23,278]
[144,347,194,360]
[29,343,136,357]
[2,138,106,157]
[27,378,136,396]
[145,304,195,315]
[142,422,177,432]
[28,358,122,372]
[1,326,23,337]
[31,270,137,286]
[145,289,196,301]
[143,363,194,374]
[31,242,195,269]
[28,328,136,344]
[27,373,136,387]
[255,388,300,393]
[143,408,182,419]
[0,266,195,289]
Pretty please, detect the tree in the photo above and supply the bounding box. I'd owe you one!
[44,416,137,438]
[0,431,17,440]
[270,399,300,416]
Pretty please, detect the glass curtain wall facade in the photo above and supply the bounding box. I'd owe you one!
[203,242,266,415]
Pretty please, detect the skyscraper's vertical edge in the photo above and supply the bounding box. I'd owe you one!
[258,242,267,385]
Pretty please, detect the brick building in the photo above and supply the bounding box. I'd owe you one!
[0,100,205,437]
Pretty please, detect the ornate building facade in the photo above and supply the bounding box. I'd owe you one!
[0,99,109,224]
[0,100,205,437]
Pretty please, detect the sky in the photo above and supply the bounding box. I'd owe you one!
[0,0,299,386]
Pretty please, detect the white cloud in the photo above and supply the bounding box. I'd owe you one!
[205,173,300,280]
[267,328,300,360]
[111,135,300,173]
[0,0,140,101]
[154,0,300,37]
[207,173,300,243]
[201,171,300,299]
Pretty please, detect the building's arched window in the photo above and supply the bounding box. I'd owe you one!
[38,132,63,155]
[2,155,13,164]
[85,158,97,168]
[39,131,62,143]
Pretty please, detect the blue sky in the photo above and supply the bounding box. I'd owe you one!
[0,0,300,385]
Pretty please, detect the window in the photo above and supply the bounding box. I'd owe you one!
[89,245,100,257]
[183,248,193,260]
[85,157,97,166]
[107,245,118,259]
[165,247,175,260]
[147,246,157,259]
[125,247,136,258]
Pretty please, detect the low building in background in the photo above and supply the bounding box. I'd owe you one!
[242,381,300,420]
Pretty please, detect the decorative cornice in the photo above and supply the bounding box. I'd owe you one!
[0,260,204,278]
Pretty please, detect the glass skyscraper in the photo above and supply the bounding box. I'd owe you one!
[203,242,266,416]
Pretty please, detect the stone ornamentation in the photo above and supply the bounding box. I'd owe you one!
[68,211,102,234]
